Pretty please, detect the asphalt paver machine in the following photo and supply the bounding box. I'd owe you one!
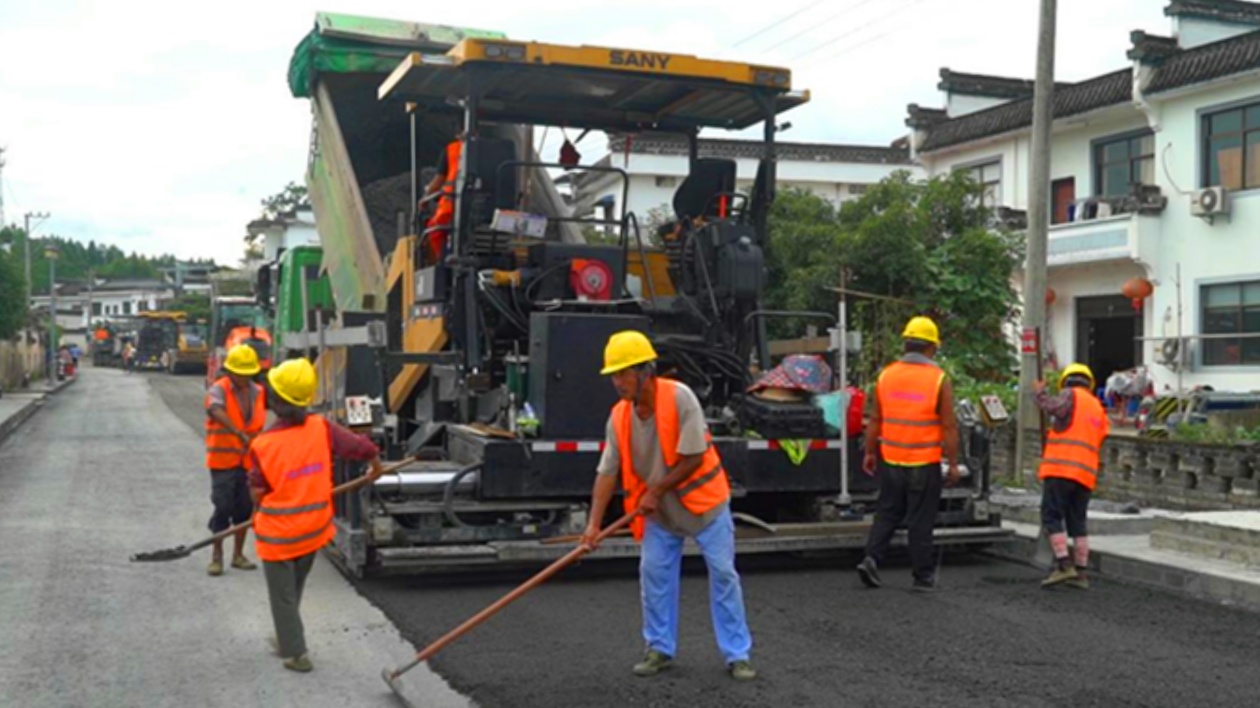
[290,18,1009,575]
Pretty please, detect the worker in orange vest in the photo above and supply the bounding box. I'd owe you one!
[247,358,382,672]
[1035,363,1110,590]
[421,131,464,264]
[580,331,756,682]
[857,316,960,593]
[204,344,267,577]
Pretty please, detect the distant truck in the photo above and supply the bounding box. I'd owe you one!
[134,313,180,371]
[206,295,272,384]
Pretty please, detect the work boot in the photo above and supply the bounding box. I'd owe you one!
[632,650,672,677]
[1041,564,1078,588]
[1066,567,1090,591]
[283,654,313,673]
[911,578,937,594]
[207,559,224,577]
[856,556,882,588]
[728,660,757,682]
[232,556,258,571]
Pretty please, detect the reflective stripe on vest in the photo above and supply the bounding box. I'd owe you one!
[205,377,265,470]
[614,378,730,541]
[875,360,945,466]
[1038,388,1110,491]
[251,415,336,562]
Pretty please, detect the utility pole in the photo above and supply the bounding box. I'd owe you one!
[23,210,50,311]
[1015,0,1057,485]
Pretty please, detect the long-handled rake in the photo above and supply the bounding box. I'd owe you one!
[130,456,417,562]
[382,511,640,708]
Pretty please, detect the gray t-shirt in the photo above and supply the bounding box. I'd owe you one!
[597,381,728,537]
[206,380,258,425]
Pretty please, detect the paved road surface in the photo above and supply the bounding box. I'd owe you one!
[145,372,1260,706]
[0,368,466,708]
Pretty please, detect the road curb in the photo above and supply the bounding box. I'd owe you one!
[0,398,43,448]
[0,375,76,448]
[984,532,1260,613]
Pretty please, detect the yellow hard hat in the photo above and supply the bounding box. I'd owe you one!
[267,358,317,407]
[901,316,940,346]
[601,330,658,375]
[223,343,261,376]
[1059,362,1095,390]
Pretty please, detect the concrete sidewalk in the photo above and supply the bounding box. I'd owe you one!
[992,515,1260,613]
[0,368,470,708]
[0,374,77,446]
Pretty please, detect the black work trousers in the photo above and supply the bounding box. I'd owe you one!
[864,460,944,582]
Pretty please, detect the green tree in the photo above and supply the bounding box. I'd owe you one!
[0,242,26,339]
[764,172,1023,387]
[168,293,211,321]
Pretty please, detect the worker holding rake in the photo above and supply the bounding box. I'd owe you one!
[581,331,756,682]
[247,358,383,672]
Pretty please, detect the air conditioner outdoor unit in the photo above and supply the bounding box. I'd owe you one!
[1191,186,1230,218]
[1156,337,1191,372]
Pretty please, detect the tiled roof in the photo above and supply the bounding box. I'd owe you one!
[1166,0,1260,24]
[916,28,1260,152]
[937,69,1037,100]
[918,69,1133,152]
[1145,28,1260,92]
[608,133,912,165]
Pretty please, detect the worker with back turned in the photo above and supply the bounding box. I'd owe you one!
[580,331,756,681]
[247,358,383,672]
[1035,363,1109,590]
[856,316,960,593]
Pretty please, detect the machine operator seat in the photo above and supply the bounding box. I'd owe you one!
[672,158,737,223]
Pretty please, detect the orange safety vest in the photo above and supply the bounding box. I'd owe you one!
[875,360,946,466]
[429,140,462,226]
[1038,387,1110,491]
[204,377,266,470]
[250,415,336,562]
[613,378,730,541]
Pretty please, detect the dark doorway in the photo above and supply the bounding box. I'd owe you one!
[1052,177,1076,225]
[1076,295,1143,390]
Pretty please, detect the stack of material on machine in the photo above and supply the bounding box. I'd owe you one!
[740,355,834,438]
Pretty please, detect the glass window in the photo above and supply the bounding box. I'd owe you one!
[1095,131,1155,196]
[1204,102,1260,190]
[122,301,132,315]
[1202,281,1260,366]
[955,160,1001,208]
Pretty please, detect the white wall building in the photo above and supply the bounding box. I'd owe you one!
[31,278,176,331]
[248,207,319,264]
[907,0,1260,394]
[564,133,923,228]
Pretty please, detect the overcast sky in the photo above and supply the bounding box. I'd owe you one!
[0,0,1169,266]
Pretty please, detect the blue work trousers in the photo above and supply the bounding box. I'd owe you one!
[639,507,753,663]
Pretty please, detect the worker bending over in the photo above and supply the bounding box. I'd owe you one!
[247,358,383,672]
[1036,363,1109,590]
[580,331,756,682]
[204,344,266,577]
[857,317,960,592]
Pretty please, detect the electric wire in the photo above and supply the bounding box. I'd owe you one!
[732,0,827,48]
[790,0,930,62]
[761,0,882,54]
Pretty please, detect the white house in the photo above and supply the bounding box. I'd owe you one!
[564,133,923,228]
[31,278,176,331]
[248,207,319,264]
[907,0,1260,394]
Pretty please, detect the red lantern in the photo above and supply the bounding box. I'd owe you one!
[1045,287,1057,306]
[1121,277,1154,311]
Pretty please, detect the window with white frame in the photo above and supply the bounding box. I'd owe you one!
[1201,280,1260,366]
[1202,102,1260,191]
[955,160,1001,207]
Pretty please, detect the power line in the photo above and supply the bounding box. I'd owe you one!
[790,0,931,62]
[806,28,894,67]
[762,0,881,54]
[732,0,827,48]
